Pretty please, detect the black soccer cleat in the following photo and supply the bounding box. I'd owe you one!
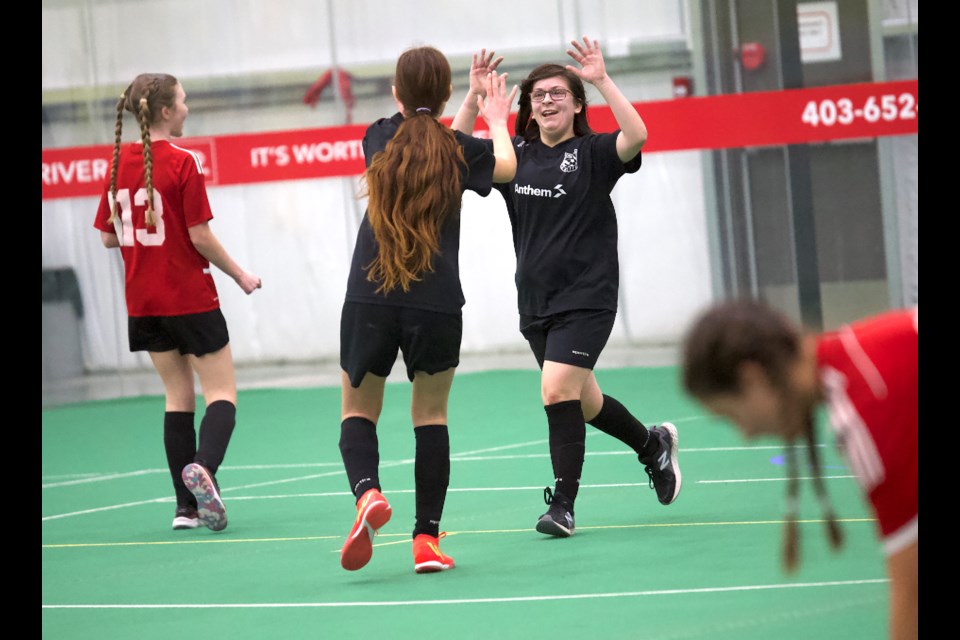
[641,422,682,505]
[171,505,199,530]
[536,487,575,537]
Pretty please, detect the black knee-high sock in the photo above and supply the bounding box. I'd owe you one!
[164,411,197,507]
[413,424,450,539]
[545,400,585,504]
[339,417,380,501]
[587,394,655,457]
[195,400,236,475]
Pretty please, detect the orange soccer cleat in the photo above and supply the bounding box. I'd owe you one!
[340,488,392,571]
[413,532,455,574]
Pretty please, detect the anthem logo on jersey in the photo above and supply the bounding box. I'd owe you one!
[560,149,578,173]
[515,183,566,199]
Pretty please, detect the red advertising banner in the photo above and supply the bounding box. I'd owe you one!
[42,80,917,201]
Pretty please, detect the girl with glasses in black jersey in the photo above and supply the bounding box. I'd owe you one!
[453,38,682,538]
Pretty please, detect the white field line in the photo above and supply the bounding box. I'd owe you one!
[42,440,834,522]
[172,475,859,503]
[41,579,888,609]
[453,444,824,462]
[44,443,819,488]
[42,435,545,519]
[42,462,346,488]
[44,517,876,550]
[42,475,856,522]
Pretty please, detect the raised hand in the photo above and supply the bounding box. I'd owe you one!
[564,36,647,159]
[468,48,505,98]
[477,70,518,128]
[565,36,608,86]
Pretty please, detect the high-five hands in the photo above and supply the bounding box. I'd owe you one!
[469,48,505,99]
[565,36,608,86]
[476,70,519,128]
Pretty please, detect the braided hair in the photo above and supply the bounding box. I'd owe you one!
[107,73,179,227]
[682,298,843,571]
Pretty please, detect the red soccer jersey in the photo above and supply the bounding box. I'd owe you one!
[94,140,219,317]
[817,307,918,555]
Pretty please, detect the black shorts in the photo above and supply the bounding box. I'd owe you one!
[520,308,616,370]
[128,308,229,356]
[340,301,462,388]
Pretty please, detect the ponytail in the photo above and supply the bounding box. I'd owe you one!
[364,113,464,293]
[362,46,462,294]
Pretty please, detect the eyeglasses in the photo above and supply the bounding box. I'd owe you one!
[530,87,571,103]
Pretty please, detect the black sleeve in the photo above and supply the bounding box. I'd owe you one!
[591,131,642,187]
[456,132,496,197]
[362,113,404,167]
[479,136,523,199]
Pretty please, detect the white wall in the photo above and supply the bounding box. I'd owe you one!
[42,0,686,90]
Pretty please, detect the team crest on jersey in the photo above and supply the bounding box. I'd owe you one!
[560,149,578,173]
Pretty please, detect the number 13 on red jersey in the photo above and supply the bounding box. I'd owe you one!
[108,187,166,247]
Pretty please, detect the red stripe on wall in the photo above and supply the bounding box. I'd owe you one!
[41,80,917,201]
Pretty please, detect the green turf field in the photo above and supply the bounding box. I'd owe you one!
[42,367,888,639]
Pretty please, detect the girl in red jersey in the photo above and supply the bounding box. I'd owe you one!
[682,299,918,640]
[94,73,261,533]
[337,48,516,573]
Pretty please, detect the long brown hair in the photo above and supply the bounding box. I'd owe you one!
[515,63,592,142]
[682,299,843,571]
[363,47,464,294]
[108,73,179,227]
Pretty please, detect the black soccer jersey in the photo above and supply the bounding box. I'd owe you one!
[493,132,642,316]
[345,113,496,314]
